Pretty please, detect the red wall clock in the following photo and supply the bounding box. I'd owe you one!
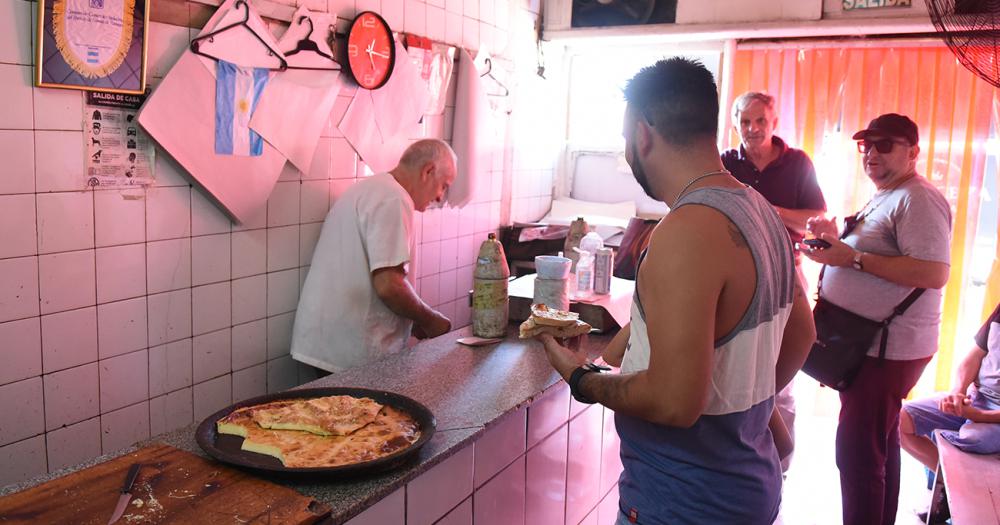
[346,11,395,90]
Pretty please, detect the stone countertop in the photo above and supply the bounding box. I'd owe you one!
[1,325,611,524]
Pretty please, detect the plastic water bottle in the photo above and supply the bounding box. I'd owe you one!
[575,250,595,298]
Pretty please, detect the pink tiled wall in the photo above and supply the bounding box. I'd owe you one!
[0,0,558,488]
[345,383,623,525]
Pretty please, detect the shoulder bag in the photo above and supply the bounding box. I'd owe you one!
[800,208,925,390]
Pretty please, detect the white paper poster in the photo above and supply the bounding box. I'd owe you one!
[250,6,342,174]
[84,91,154,188]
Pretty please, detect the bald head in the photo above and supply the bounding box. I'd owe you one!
[393,139,458,211]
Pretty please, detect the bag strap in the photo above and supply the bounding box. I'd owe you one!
[876,287,926,361]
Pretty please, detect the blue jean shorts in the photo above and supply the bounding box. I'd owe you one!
[903,393,1000,454]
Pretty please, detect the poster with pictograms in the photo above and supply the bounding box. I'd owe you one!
[84,90,155,187]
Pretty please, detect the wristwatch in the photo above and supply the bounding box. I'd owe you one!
[568,362,610,404]
[852,251,865,271]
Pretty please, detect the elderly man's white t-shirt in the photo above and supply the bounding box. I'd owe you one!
[291,173,415,372]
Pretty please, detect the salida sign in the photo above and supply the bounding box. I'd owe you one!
[843,0,912,10]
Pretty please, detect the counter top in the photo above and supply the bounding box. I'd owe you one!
[1,325,611,523]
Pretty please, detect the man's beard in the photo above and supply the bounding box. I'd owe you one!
[630,139,657,200]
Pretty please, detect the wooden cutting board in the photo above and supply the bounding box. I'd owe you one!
[0,444,330,524]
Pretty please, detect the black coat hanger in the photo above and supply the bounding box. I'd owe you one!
[480,58,509,97]
[284,16,340,71]
[190,0,287,70]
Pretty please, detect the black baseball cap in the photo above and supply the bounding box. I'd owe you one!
[852,113,919,146]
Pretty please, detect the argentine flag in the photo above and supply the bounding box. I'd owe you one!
[215,60,269,156]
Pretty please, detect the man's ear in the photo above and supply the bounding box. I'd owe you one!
[635,120,655,157]
[420,162,435,181]
[909,144,920,160]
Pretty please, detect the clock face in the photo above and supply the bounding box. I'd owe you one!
[346,11,395,90]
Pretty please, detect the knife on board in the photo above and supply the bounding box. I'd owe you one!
[107,463,141,525]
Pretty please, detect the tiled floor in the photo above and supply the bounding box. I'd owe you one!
[775,379,930,525]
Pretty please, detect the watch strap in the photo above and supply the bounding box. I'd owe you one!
[568,362,610,404]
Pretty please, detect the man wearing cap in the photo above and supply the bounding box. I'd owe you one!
[803,113,951,525]
[722,91,827,471]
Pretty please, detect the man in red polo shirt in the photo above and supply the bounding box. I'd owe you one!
[723,91,827,471]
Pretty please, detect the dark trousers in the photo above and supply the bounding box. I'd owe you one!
[836,355,931,525]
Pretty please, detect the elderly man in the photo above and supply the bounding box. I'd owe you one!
[723,91,827,470]
[291,139,456,373]
[537,58,815,524]
[803,113,951,525]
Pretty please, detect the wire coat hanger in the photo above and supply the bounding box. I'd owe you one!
[190,0,287,70]
[284,16,340,71]
[480,58,509,97]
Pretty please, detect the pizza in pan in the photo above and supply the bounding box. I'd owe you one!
[216,395,421,468]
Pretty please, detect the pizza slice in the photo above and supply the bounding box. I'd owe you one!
[250,395,384,436]
[519,304,592,339]
[216,402,421,468]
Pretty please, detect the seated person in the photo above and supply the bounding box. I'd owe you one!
[901,301,1000,467]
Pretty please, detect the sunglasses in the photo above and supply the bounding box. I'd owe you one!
[857,139,908,154]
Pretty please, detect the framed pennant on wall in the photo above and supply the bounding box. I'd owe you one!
[35,0,150,94]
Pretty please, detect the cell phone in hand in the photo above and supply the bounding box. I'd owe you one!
[802,238,832,249]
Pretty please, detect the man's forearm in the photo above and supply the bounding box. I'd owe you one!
[775,207,825,235]
[859,252,949,289]
[577,370,700,428]
[377,277,439,326]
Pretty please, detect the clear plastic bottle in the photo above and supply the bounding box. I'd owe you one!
[575,250,595,298]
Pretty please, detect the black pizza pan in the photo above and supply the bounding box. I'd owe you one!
[195,387,436,477]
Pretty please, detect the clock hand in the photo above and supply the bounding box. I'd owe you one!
[369,50,390,59]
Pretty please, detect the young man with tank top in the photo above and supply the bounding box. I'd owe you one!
[532,58,815,524]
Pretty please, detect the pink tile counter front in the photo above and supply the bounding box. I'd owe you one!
[0,325,623,524]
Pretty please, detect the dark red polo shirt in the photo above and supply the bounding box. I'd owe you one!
[721,136,826,246]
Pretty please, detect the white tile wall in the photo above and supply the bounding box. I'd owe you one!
[0,130,35,194]
[193,328,232,383]
[146,238,192,294]
[0,377,44,446]
[0,436,47,488]
[192,375,232,421]
[96,244,147,304]
[97,297,148,359]
[36,191,93,254]
[33,88,83,131]
[191,234,231,286]
[0,0,553,489]
[232,363,266,402]
[101,401,150,454]
[0,317,42,385]
[34,131,85,192]
[45,417,101,472]
[38,250,95,314]
[43,363,99,431]
[0,64,33,129]
[99,350,149,412]
[93,190,145,248]
[0,256,39,323]
[0,194,36,259]
[41,307,98,373]
[149,338,194,398]
[232,319,267,370]
[192,282,231,336]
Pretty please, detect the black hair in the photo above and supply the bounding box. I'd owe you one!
[623,57,719,145]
